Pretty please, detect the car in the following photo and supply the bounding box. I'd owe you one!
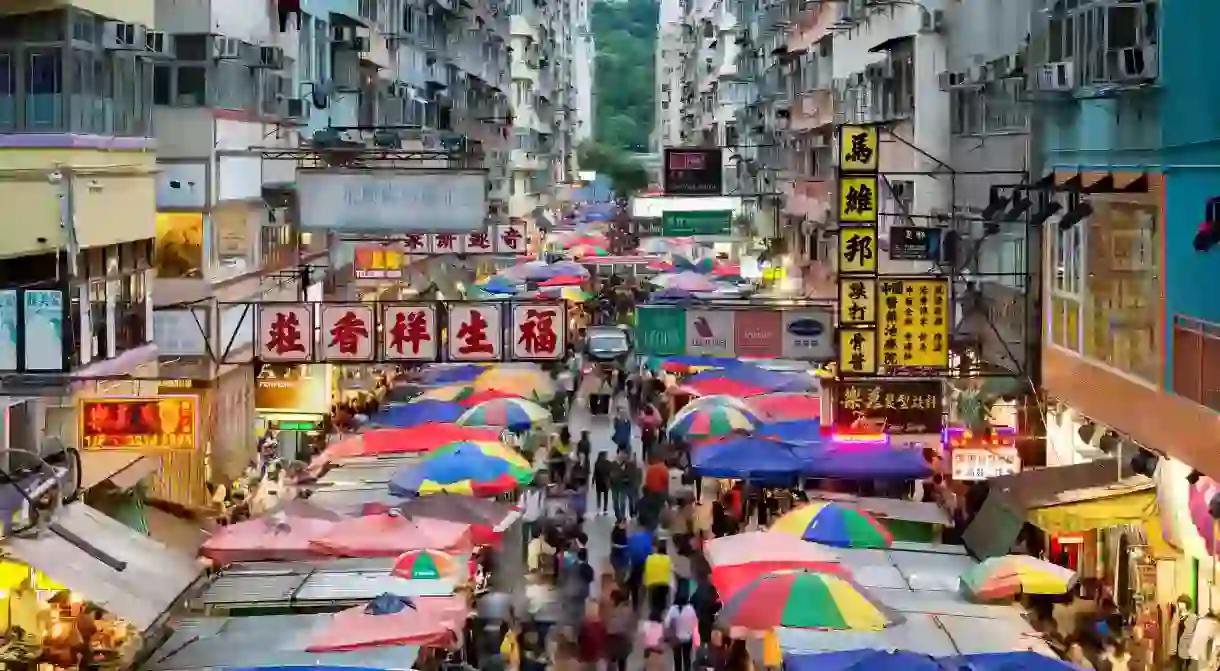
[584,324,633,362]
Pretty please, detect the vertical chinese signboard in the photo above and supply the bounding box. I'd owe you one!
[877,278,950,369]
[835,124,880,376]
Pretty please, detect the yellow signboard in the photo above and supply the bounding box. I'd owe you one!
[839,125,880,173]
[838,328,878,376]
[877,278,951,369]
[839,176,879,223]
[838,277,876,325]
[838,226,878,273]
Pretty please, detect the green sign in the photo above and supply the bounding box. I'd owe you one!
[634,306,686,356]
[662,210,732,236]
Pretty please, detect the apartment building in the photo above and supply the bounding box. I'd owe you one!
[652,0,684,151]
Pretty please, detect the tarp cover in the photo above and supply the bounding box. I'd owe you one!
[305,594,468,652]
[309,513,473,558]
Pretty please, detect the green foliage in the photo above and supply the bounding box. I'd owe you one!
[592,0,658,152]
[578,140,650,196]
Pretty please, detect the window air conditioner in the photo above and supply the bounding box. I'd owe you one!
[144,30,173,57]
[212,35,243,60]
[103,21,146,50]
[1036,61,1074,91]
[1116,45,1158,81]
[286,98,309,120]
[255,46,285,69]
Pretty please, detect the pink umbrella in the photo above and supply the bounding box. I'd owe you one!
[309,513,473,557]
[705,531,839,568]
[748,393,821,422]
[305,594,469,652]
[646,260,676,271]
[200,502,343,564]
[538,275,585,287]
[654,272,720,292]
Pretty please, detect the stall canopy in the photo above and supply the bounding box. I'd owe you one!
[3,502,204,631]
[691,437,812,480]
[309,513,473,557]
[200,502,342,565]
[802,445,934,480]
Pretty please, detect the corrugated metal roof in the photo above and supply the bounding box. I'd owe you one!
[197,573,304,605]
[223,557,394,574]
[294,572,455,601]
[197,569,454,607]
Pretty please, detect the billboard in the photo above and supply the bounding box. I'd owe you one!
[255,364,330,414]
[830,379,943,435]
[79,396,198,449]
[354,245,405,280]
[295,169,489,233]
[397,224,526,256]
[662,211,732,236]
[634,305,833,360]
[663,148,724,196]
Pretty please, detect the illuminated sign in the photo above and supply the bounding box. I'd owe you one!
[79,396,197,449]
[945,427,1020,481]
[831,379,944,435]
[835,124,881,378]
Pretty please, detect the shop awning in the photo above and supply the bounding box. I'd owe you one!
[79,451,161,491]
[1024,481,1173,557]
[2,502,205,631]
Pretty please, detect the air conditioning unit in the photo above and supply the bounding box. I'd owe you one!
[212,35,243,60]
[1116,45,1158,81]
[849,72,863,87]
[255,46,285,69]
[352,36,371,52]
[144,30,173,57]
[919,8,945,33]
[332,25,356,43]
[103,21,146,50]
[286,98,309,120]
[937,70,962,91]
[1036,60,1074,91]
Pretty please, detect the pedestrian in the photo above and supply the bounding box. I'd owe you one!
[644,540,673,620]
[593,453,613,515]
[638,612,665,658]
[577,603,609,670]
[627,524,656,611]
[696,629,731,671]
[640,456,670,527]
[610,450,632,520]
[518,476,547,553]
[664,590,699,671]
[612,406,633,453]
[520,629,548,671]
[609,518,630,582]
[692,577,721,646]
[577,430,592,469]
[606,590,635,671]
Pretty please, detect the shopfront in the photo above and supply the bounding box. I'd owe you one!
[254,363,331,464]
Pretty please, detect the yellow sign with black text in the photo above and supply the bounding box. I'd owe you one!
[838,227,878,274]
[877,278,951,369]
[839,125,880,173]
[837,328,877,376]
[839,177,879,224]
[838,277,876,325]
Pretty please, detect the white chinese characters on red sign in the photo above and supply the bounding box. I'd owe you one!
[511,303,566,360]
[447,303,503,362]
[382,303,439,361]
[494,224,525,254]
[257,304,313,362]
[321,304,375,361]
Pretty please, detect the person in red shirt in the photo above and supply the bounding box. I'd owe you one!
[644,457,669,496]
[578,606,609,667]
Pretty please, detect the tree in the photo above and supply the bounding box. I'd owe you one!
[578,140,650,197]
[592,0,658,151]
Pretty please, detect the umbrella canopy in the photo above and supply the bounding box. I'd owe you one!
[305,594,469,652]
[457,397,551,431]
[569,244,609,258]
[706,530,845,597]
[418,365,487,385]
[369,400,467,428]
[538,275,586,287]
[473,366,556,401]
[539,286,591,302]
[477,275,521,295]
[754,420,824,444]
[651,271,720,292]
[637,237,697,254]
[647,260,677,272]
[958,652,1082,671]
[692,366,817,393]
[718,569,901,631]
[413,384,476,403]
[749,393,822,422]
[961,555,1078,601]
[200,508,340,564]
[317,425,502,464]
[392,494,518,528]
[392,549,460,580]
[672,393,755,416]
[668,404,760,440]
[771,502,894,549]
[712,263,743,279]
[309,513,473,557]
[785,650,956,671]
[690,436,810,480]
[388,441,534,497]
[803,444,935,480]
[647,355,741,374]
[679,377,770,398]
[650,287,695,301]
[458,388,528,406]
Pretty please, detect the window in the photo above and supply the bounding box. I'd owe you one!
[0,51,14,130]
[982,77,1027,133]
[299,16,313,82]
[1045,0,1157,84]
[1048,200,1084,352]
[259,220,294,271]
[314,21,329,82]
[25,47,63,130]
[951,88,983,135]
[215,60,253,111]
[1172,317,1220,412]
[177,66,208,106]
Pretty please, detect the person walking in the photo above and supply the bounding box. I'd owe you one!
[610,450,632,521]
[664,591,699,671]
[612,406,633,454]
[593,453,613,516]
[606,590,634,671]
[627,524,656,612]
[518,478,547,558]
[643,540,673,621]
[576,430,593,470]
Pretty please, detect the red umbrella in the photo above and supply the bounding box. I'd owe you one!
[305,594,469,652]
[748,393,821,422]
[680,378,769,397]
[647,260,676,271]
[712,264,742,277]
[538,275,585,287]
[318,425,502,462]
[563,235,607,248]
[457,388,527,406]
[309,513,474,557]
[705,531,844,597]
[200,504,343,564]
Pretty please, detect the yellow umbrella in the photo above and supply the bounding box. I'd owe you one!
[474,367,556,402]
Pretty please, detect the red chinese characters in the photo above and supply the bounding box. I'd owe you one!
[494,225,523,254]
[403,233,431,253]
[382,304,438,360]
[511,304,566,360]
[447,304,502,361]
[432,233,462,253]
[321,305,374,360]
[258,305,313,361]
[466,232,492,252]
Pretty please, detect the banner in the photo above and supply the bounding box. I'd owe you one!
[79,396,198,449]
[255,364,330,414]
[634,306,833,360]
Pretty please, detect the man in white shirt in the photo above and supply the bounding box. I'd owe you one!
[518,478,547,554]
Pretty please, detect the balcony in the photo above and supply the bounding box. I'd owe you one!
[789,88,832,131]
[786,2,835,53]
[510,149,540,170]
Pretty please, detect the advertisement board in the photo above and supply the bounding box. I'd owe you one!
[295,169,488,233]
[0,288,68,373]
[634,306,833,360]
[663,148,724,196]
[830,379,944,435]
[662,211,732,237]
[79,396,198,449]
[354,246,405,280]
[255,364,330,414]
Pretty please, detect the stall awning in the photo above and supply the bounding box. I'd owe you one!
[1026,483,1173,557]
[2,502,204,631]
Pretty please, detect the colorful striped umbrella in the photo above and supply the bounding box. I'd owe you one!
[771,502,893,549]
[748,393,821,422]
[412,385,476,403]
[538,275,586,287]
[569,244,609,258]
[718,569,902,630]
[679,377,770,398]
[676,394,755,415]
[474,367,556,401]
[458,389,527,407]
[388,440,534,497]
[392,549,459,580]
[669,403,760,440]
[457,397,551,432]
[539,286,591,302]
[961,554,1078,601]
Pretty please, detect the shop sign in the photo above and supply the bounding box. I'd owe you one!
[834,124,881,378]
[255,363,330,414]
[839,124,880,173]
[831,379,944,434]
[662,210,732,237]
[258,304,315,363]
[400,231,499,255]
[634,306,833,360]
[839,177,879,224]
[354,246,405,280]
[837,328,878,376]
[510,303,567,360]
[663,148,724,196]
[945,427,1020,480]
[79,396,198,449]
[447,303,504,362]
[295,169,488,233]
[381,303,439,361]
[320,304,376,361]
[877,278,951,370]
[838,278,876,326]
[889,226,944,261]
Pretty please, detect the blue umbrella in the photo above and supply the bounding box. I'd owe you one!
[755,420,824,444]
[480,276,520,294]
[370,400,465,428]
[959,652,1084,671]
[420,365,485,385]
[786,650,955,671]
[801,444,934,480]
[687,366,816,392]
[691,436,811,480]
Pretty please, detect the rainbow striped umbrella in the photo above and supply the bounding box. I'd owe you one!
[961,555,1078,601]
[718,569,902,631]
[474,367,556,402]
[457,397,551,432]
[388,440,533,497]
[771,502,893,549]
[392,549,460,580]
[412,385,476,403]
[668,403,759,440]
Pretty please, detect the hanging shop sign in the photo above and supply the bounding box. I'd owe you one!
[838,227,878,274]
[839,125,880,173]
[834,124,881,378]
[662,210,733,237]
[877,278,951,370]
[831,379,944,435]
[397,229,508,255]
[888,226,944,261]
[634,305,833,360]
[838,278,876,327]
[248,301,567,364]
[354,246,405,280]
[255,363,331,414]
[945,426,1020,480]
[79,396,198,449]
[295,169,489,233]
[663,148,724,196]
[837,328,878,376]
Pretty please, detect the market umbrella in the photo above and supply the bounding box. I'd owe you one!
[200,507,341,564]
[650,287,696,301]
[958,652,1083,671]
[539,286,591,302]
[802,444,934,480]
[388,441,534,497]
[474,366,557,401]
[458,388,527,406]
[646,260,677,272]
[538,275,586,287]
[749,393,822,422]
[368,400,466,428]
[668,403,760,440]
[412,384,476,403]
[690,436,811,480]
[718,569,902,631]
[755,420,824,444]
[771,502,894,549]
[691,258,718,274]
[562,235,608,248]
[673,393,755,415]
[650,271,720,292]
[457,397,551,431]
[309,513,473,557]
[392,549,460,580]
[647,355,741,374]
[419,364,487,385]
[961,555,1078,601]
[637,237,697,254]
[692,367,817,393]
[305,594,469,652]
[569,244,609,258]
[705,531,844,598]
[679,376,770,398]
[314,425,502,465]
[477,275,521,295]
[712,263,743,280]
[383,494,519,546]
[785,650,956,671]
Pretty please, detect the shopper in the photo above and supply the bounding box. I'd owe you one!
[627,524,656,611]
[593,452,613,516]
[643,540,673,620]
[664,591,699,671]
[606,590,635,671]
[576,430,593,470]
[612,406,633,453]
